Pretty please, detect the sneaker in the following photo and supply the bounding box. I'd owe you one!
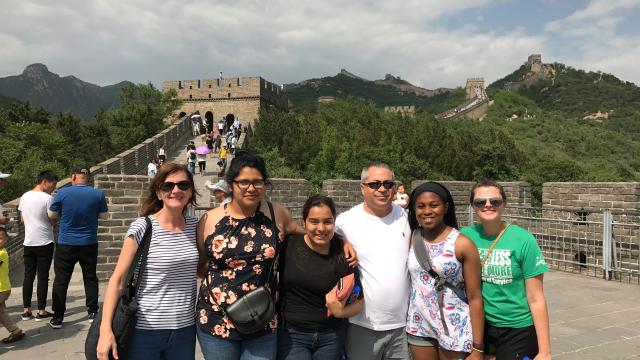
[49,318,63,329]
[2,330,25,343]
[34,311,53,322]
[21,311,33,320]
[88,312,97,323]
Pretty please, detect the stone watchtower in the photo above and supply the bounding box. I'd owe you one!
[465,78,485,99]
[162,76,288,127]
[528,54,542,73]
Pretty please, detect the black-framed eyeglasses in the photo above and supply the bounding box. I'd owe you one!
[362,180,396,190]
[472,197,504,209]
[160,181,192,192]
[233,179,265,190]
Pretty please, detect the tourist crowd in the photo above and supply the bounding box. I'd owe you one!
[0,152,551,360]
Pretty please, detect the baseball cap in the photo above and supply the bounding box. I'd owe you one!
[206,180,229,194]
[73,165,91,176]
[0,171,10,179]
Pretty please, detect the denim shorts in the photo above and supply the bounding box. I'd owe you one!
[407,333,438,347]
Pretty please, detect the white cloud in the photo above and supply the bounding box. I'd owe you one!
[543,0,640,84]
[0,0,637,89]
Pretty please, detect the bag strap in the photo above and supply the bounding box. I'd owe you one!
[123,216,153,301]
[481,224,510,267]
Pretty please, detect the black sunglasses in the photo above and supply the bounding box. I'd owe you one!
[160,181,192,192]
[362,180,396,190]
[473,197,504,209]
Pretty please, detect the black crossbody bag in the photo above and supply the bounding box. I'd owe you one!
[219,202,278,334]
[85,216,153,360]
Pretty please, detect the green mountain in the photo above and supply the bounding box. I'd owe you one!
[285,69,463,113]
[0,64,132,120]
[488,62,640,119]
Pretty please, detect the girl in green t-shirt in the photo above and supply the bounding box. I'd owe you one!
[460,180,551,360]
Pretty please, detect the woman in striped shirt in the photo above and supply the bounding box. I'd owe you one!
[96,163,200,360]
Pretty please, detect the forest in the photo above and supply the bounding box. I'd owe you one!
[0,84,180,202]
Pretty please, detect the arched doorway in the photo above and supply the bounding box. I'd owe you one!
[225,113,234,132]
[205,111,214,133]
[178,111,187,119]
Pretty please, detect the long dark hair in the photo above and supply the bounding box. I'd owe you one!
[140,163,198,216]
[408,181,458,231]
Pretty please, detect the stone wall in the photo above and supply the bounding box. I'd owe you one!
[410,180,531,208]
[94,174,150,281]
[162,76,289,127]
[543,182,640,211]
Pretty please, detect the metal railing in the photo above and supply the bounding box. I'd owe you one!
[190,203,640,284]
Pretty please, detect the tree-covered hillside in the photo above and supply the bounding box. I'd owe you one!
[489,63,640,119]
[249,95,640,204]
[285,72,465,114]
[0,83,180,202]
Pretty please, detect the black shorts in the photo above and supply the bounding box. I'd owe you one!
[485,324,538,359]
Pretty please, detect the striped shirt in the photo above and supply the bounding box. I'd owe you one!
[126,215,198,330]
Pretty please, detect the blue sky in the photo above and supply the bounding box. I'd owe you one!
[0,0,639,89]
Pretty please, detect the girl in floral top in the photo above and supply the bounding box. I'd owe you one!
[196,151,309,359]
[406,182,484,360]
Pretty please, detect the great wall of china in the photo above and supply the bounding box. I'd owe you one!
[1,70,638,285]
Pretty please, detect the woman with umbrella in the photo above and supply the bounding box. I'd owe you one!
[195,145,211,175]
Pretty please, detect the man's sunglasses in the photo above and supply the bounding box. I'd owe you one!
[362,180,396,190]
[160,181,192,192]
[473,197,504,209]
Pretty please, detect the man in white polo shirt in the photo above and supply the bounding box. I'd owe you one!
[18,170,58,321]
[335,163,411,360]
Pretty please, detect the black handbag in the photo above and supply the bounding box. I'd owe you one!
[85,217,153,360]
[220,202,277,334]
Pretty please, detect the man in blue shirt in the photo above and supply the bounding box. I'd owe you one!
[48,165,108,329]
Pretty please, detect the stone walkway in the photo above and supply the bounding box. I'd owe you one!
[2,269,639,359]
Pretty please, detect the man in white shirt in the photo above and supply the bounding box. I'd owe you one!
[18,170,58,321]
[335,163,411,360]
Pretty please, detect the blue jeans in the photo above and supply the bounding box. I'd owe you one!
[278,326,345,360]
[197,325,277,360]
[188,161,196,175]
[125,324,196,360]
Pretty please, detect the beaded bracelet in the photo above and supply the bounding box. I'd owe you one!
[472,347,484,354]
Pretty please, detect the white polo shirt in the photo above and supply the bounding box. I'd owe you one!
[335,203,411,331]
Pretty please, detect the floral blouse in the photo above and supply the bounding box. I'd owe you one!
[197,203,283,340]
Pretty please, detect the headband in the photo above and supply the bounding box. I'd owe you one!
[411,182,450,204]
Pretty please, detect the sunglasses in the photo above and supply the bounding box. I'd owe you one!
[473,197,504,209]
[362,180,396,190]
[160,181,192,192]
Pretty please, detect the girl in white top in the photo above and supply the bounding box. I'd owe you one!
[97,163,199,360]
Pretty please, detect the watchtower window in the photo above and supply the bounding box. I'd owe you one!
[237,78,241,86]
[178,81,183,89]
[208,94,212,98]
[209,84,211,88]
[217,79,220,87]
[228,83,231,88]
[197,80,201,88]
[189,95,192,99]
[189,86,192,89]
[228,93,231,98]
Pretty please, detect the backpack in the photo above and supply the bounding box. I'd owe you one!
[189,151,196,161]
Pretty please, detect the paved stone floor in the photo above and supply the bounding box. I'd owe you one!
[1,268,639,359]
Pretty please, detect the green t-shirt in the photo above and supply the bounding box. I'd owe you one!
[460,224,548,328]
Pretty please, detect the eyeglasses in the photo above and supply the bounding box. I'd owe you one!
[160,181,192,192]
[472,197,504,209]
[362,180,396,190]
[233,179,265,190]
